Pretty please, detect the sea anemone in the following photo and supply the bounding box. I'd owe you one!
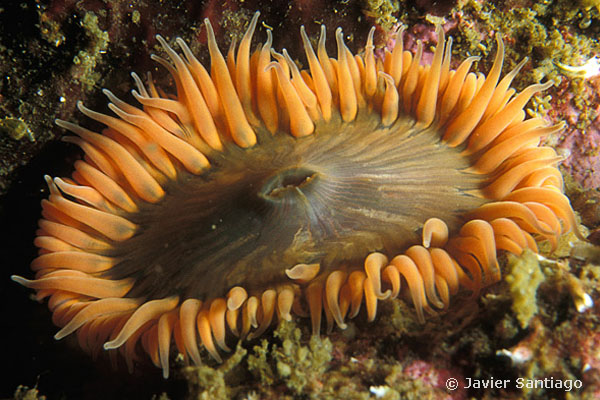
[12,12,580,378]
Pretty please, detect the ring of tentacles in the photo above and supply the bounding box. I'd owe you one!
[13,12,580,378]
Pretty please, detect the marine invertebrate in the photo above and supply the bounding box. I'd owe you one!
[12,11,580,378]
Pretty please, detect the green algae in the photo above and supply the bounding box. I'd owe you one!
[74,12,109,92]
[0,117,34,141]
[383,365,445,400]
[375,296,423,339]
[363,0,400,31]
[455,0,599,84]
[247,320,333,397]
[452,0,600,135]
[220,9,257,45]
[131,10,141,25]
[505,250,545,328]
[39,11,65,48]
[182,342,248,400]
[247,338,276,387]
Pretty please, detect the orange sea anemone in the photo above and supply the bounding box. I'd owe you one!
[12,12,581,378]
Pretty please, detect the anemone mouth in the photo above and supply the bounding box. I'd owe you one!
[11,11,581,378]
[109,114,487,300]
[260,166,319,200]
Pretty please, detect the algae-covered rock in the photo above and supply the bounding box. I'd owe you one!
[505,250,545,328]
[247,320,333,397]
[182,343,247,400]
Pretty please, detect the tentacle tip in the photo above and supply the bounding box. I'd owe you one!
[264,61,279,73]
[103,341,116,350]
[220,343,232,353]
[376,289,392,300]
[10,275,25,285]
[495,33,504,46]
[432,300,446,310]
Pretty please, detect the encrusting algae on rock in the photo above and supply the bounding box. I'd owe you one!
[505,250,546,329]
[247,321,333,397]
